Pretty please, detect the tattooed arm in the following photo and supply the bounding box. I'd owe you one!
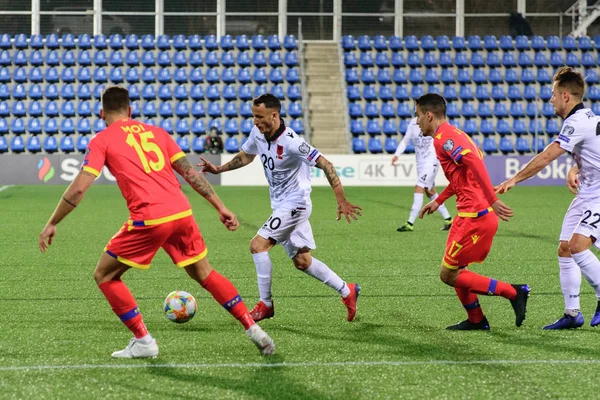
[172,157,239,231]
[198,151,256,174]
[315,155,362,223]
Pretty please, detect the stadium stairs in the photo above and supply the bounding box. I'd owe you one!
[304,43,348,154]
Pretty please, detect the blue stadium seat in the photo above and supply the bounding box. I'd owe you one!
[206,67,219,84]
[382,119,396,135]
[536,68,551,84]
[510,103,525,118]
[443,86,457,101]
[268,35,281,50]
[533,137,545,153]
[284,51,298,67]
[284,34,297,50]
[562,36,577,51]
[139,34,153,50]
[531,35,545,51]
[461,102,476,118]
[390,52,404,67]
[42,135,58,153]
[407,52,421,67]
[42,84,57,100]
[470,51,484,68]
[475,85,490,101]
[44,67,58,83]
[549,51,564,67]
[528,119,543,134]
[159,102,173,118]
[110,67,123,83]
[76,135,90,152]
[375,52,389,68]
[10,117,24,134]
[419,35,434,51]
[446,103,459,118]
[422,52,436,67]
[463,120,477,135]
[0,118,7,135]
[130,102,141,118]
[392,69,407,85]
[224,119,239,135]
[27,118,41,134]
[142,101,157,117]
[125,51,139,66]
[254,68,267,84]
[290,119,304,135]
[0,50,9,66]
[515,137,530,154]
[223,84,236,100]
[459,86,473,101]
[378,86,392,102]
[59,135,75,153]
[271,84,284,99]
[372,35,387,51]
[225,136,239,153]
[30,34,44,49]
[288,102,302,118]
[93,67,107,83]
[29,50,43,66]
[514,35,529,51]
[45,33,59,49]
[513,119,527,136]
[44,101,58,117]
[540,86,552,101]
[499,35,514,50]
[0,101,9,117]
[108,34,123,50]
[508,85,522,101]
[546,119,559,136]
[408,69,422,84]
[10,135,24,153]
[44,50,58,66]
[270,68,284,84]
[155,34,170,50]
[520,69,535,84]
[588,86,600,101]
[457,68,470,83]
[183,34,199,50]
[28,101,42,117]
[93,102,101,117]
[424,69,439,84]
[345,68,358,84]
[483,137,498,154]
[176,136,190,153]
[60,50,75,66]
[579,36,592,51]
[435,35,450,51]
[491,85,506,101]
[359,52,373,67]
[77,83,91,99]
[159,119,173,134]
[93,119,106,133]
[26,135,41,153]
[454,52,468,68]
[350,119,364,136]
[452,36,466,50]
[78,50,92,66]
[238,102,251,118]
[141,51,156,66]
[467,35,482,50]
[365,103,378,118]
[123,34,138,50]
[61,101,75,117]
[566,52,580,67]
[218,51,234,67]
[357,35,371,51]
[190,119,205,136]
[525,103,538,119]
[483,35,498,50]
[494,103,508,118]
[92,34,107,49]
[157,51,171,67]
[13,67,26,83]
[223,101,237,118]
[175,119,189,135]
[158,85,172,100]
[411,85,424,99]
[582,52,595,68]
[352,137,366,153]
[368,137,383,153]
[477,103,492,118]
[499,137,513,154]
[60,119,75,135]
[252,35,266,50]
[125,67,140,83]
[94,50,108,66]
[191,136,204,152]
[142,68,156,83]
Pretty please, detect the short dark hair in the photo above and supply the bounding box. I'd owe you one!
[553,67,585,98]
[101,86,130,113]
[415,93,447,118]
[253,93,281,112]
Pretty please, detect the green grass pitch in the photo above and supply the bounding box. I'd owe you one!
[2,184,600,399]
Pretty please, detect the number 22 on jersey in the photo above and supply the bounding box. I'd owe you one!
[126,131,165,174]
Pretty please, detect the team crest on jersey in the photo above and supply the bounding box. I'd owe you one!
[276,145,284,159]
[562,125,575,136]
[443,139,454,151]
[298,142,310,155]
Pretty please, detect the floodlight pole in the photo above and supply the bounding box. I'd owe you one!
[155,0,164,36]
[217,0,226,37]
[94,0,102,36]
[395,0,403,37]
[279,0,287,38]
[455,0,464,37]
[31,0,40,35]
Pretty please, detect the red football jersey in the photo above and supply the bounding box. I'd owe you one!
[433,122,498,215]
[82,119,191,221]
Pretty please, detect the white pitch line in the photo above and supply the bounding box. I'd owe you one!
[1,358,600,372]
[0,185,12,192]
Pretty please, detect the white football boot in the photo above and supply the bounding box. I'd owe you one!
[111,338,159,358]
[246,324,275,356]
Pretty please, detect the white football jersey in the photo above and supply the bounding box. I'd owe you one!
[555,104,600,199]
[394,117,437,166]
[242,121,321,210]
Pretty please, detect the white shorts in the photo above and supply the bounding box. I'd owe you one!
[415,162,439,189]
[573,198,600,249]
[257,207,316,258]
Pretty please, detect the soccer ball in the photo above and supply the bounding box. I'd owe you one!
[163,290,197,323]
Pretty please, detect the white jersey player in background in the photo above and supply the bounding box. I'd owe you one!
[199,94,362,323]
[392,117,453,232]
[496,67,600,330]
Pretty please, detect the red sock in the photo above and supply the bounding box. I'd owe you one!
[455,287,484,323]
[201,270,254,330]
[98,280,148,339]
[455,270,517,300]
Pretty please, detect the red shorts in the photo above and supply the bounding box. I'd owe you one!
[105,214,207,269]
[442,210,498,270]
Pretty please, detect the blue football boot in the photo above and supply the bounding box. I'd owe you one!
[543,312,584,330]
[591,311,600,327]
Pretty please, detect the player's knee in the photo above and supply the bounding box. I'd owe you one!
[569,234,592,255]
[93,268,108,284]
[292,250,312,270]
[558,241,571,257]
[439,266,457,286]
[425,188,436,197]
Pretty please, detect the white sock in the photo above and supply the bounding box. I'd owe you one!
[572,249,600,299]
[136,333,153,345]
[559,256,581,313]
[429,193,451,219]
[408,192,424,224]
[303,257,351,297]
[252,252,273,307]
